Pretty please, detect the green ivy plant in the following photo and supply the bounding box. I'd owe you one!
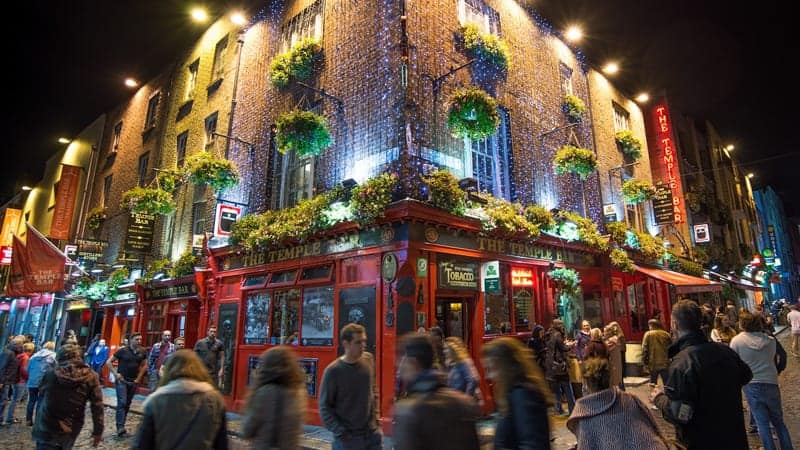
[137,259,170,285]
[86,206,107,231]
[424,170,466,215]
[524,205,556,232]
[276,110,333,157]
[554,145,597,180]
[169,250,200,278]
[156,168,184,193]
[637,231,666,261]
[447,87,500,140]
[610,248,635,272]
[615,130,643,160]
[475,194,540,237]
[185,152,240,192]
[350,173,398,225]
[547,267,582,297]
[621,179,656,204]
[563,94,587,122]
[460,24,511,70]
[269,38,322,88]
[121,186,175,215]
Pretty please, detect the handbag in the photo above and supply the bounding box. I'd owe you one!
[551,357,567,375]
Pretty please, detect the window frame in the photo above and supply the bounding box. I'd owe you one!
[279,0,324,53]
[102,175,113,208]
[612,102,631,133]
[204,112,219,151]
[457,0,501,36]
[137,152,150,187]
[211,35,229,82]
[144,92,160,130]
[112,121,123,152]
[463,107,513,200]
[176,131,189,168]
[185,59,200,102]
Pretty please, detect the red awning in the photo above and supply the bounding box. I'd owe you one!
[635,265,722,294]
[729,278,769,292]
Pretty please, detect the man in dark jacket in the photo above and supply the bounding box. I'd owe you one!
[0,336,23,425]
[393,334,480,450]
[33,344,103,448]
[652,300,752,450]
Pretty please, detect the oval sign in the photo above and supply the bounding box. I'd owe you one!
[382,253,398,283]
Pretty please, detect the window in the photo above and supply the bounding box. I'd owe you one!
[211,35,229,81]
[102,175,112,207]
[279,0,323,53]
[269,269,298,285]
[613,102,630,132]
[144,303,167,347]
[484,264,510,335]
[464,107,513,200]
[192,185,207,236]
[176,131,189,168]
[626,202,645,232]
[137,152,150,187]
[244,292,270,345]
[144,93,160,129]
[112,122,122,151]
[512,288,534,332]
[270,289,300,345]
[560,63,574,96]
[458,0,501,36]
[185,59,199,101]
[301,286,334,346]
[204,112,218,151]
[281,151,314,208]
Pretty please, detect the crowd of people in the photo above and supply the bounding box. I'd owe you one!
[0,299,796,450]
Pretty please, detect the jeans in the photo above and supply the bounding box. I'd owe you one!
[649,368,668,385]
[35,436,77,450]
[332,430,382,450]
[743,382,794,450]
[26,387,40,423]
[549,379,575,414]
[0,384,10,422]
[5,383,25,422]
[115,379,137,432]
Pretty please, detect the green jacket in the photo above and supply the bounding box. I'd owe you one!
[641,329,672,372]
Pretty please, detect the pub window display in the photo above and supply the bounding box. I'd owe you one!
[301,286,334,346]
[244,292,270,345]
[270,289,300,345]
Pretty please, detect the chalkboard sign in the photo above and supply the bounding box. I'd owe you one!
[651,182,674,225]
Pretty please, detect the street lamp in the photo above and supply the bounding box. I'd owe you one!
[602,62,619,75]
[635,93,649,103]
[230,12,247,26]
[191,7,208,23]
[58,137,71,144]
[124,78,139,88]
[726,144,735,151]
[565,26,583,42]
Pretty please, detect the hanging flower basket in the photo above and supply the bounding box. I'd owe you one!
[547,267,581,297]
[610,248,635,273]
[269,38,322,88]
[276,110,333,157]
[86,206,107,231]
[460,24,511,70]
[121,186,175,215]
[423,170,466,215]
[553,145,597,180]
[156,168,184,193]
[447,87,500,140]
[621,179,655,204]
[615,130,643,160]
[350,173,398,224]
[185,152,240,192]
[563,94,586,122]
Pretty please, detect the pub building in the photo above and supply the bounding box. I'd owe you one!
[135,274,205,348]
[98,285,139,355]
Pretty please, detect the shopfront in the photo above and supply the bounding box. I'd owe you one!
[99,287,139,353]
[138,276,202,348]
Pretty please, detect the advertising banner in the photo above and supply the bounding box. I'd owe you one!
[50,164,82,240]
[1,208,22,246]
[25,225,66,293]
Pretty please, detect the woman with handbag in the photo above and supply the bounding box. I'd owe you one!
[546,319,575,416]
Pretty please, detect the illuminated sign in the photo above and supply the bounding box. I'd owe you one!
[693,224,710,243]
[649,104,686,223]
[511,267,534,287]
[0,245,11,265]
[214,203,241,237]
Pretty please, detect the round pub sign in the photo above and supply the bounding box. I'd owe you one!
[382,253,398,283]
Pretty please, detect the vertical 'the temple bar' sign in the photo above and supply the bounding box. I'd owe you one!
[651,103,686,223]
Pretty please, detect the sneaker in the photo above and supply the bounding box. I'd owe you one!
[117,429,128,437]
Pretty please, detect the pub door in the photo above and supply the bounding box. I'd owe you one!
[435,297,472,345]
[338,286,377,355]
[170,313,187,338]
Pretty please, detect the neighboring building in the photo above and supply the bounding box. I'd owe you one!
[754,186,799,302]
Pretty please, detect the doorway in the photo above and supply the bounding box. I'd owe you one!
[435,297,472,344]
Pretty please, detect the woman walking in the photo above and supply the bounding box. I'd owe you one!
[604,324,624,391]
[443,337,482,405]
[482,337,552,450]
[242,346,307,450]
[545,319,575,416]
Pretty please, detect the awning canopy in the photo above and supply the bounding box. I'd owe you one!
[635,265,722,294]
[704,270,769,292]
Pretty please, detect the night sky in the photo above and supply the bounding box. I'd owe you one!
[4,1,799,216]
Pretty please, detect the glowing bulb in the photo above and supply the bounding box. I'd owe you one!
[635,93,649,103]
[231,12,247,26]
[565,26,583,42]
[191,7,208,22]
[602,62,619,75]
[124,78,139,88]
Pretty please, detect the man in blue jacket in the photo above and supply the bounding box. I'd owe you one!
[25,341,56,426]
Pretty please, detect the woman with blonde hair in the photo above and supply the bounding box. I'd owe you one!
[604,324,624,391]
[242,346,306,450]
[443,336,482,405]
[710,313,737,344]
[132,350,228,450]
[481,337,552,450]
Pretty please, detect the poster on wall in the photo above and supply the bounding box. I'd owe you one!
[217,303,238,395]
[301,286,334,346]
[244,292,270,345]
[298,358,318,397]
[338,286,376,355]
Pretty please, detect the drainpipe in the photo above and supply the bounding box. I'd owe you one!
[223,30,246,161]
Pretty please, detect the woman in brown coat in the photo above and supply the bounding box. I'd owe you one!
[242,346,307,450]
[584,328,608,360]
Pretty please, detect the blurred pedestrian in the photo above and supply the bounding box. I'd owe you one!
[730,311,794,450]
[0,335,23,425]
[32,344,103,449]
[242,346,306,450]
[641,319,672,387]
[567,358,668,449]
[428,326,446,371]
[700,303,715,340]
[194,326,225,388]
[651,300,752,450]
[574,321,591,362]
[394,334,480,450]
[787,303,800,357]
[584,328,608,360]
[148,330,175,390]
[443,336,482,406]
[4,342,34,425]
[83,334,101,365]
[25,341,56,426]
[545,319,575,416]
[132,350,228,450]
[319,324,381,450]
[710,313,737,345]
[527,325,547,373]
[106,332,147,437]
[481,337,552,450]
[603,325,624,391]
[725,300,739,327]
[607,321,626,385]
[88,339,109,380]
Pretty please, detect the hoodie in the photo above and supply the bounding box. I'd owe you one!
[729,332,778,384]
[33,361,103,444]
[26,348,56,388]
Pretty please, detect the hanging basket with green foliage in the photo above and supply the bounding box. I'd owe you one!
[547,267,581,297]
[621,179,655,204]
[169,251,200,278]
[423,170,466,215]
[460,24,511,70]
[86,206,107,231]
[350,173,398,224]
[615,130,643,160]
[554,145,597,180]
[610,248,635,272]
[121,186,175,215]
[276,110,333,157]
[447,87,500,140]
[156,168,184,194]
[269,38,322,88]
[563,94,587,122]
[185,152,240,192]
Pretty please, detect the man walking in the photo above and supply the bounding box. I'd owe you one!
[652,300,752,450]
[32,344,103,448]
[641,319,672,387]
[147,330,175,389]
[194,326,225,387]
[788,302,800,357]
[106,332,147,437]
[319,324,381,450]
[0,336,23,425]
[730,311,794,450]
[393,334,480,450]
[26,341,56,426]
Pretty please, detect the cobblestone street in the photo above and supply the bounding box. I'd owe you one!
[0,330,796,449]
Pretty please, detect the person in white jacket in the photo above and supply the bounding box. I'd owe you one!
[729,311,794,450]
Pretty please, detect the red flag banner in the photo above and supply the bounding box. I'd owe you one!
[25,225,65,293]
[50,164,82,240]
[7,235,30,296]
